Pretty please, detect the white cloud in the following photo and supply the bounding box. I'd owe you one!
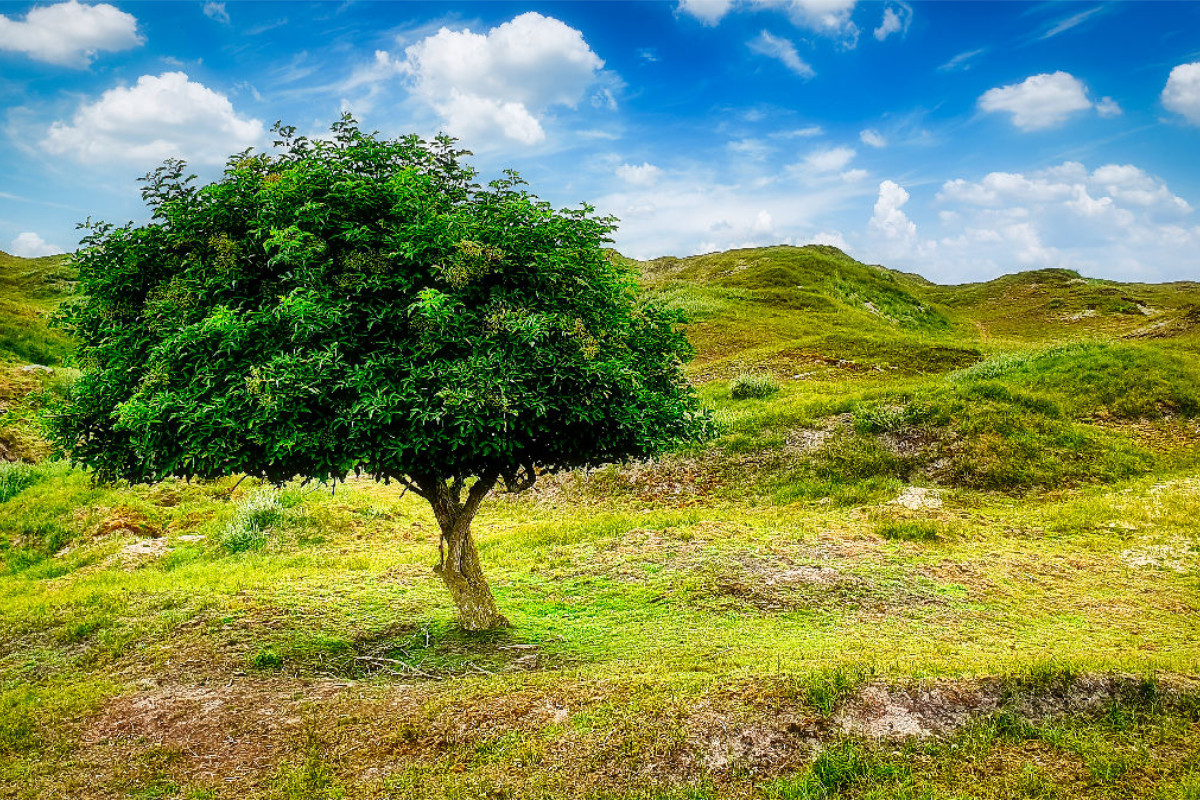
[869,180,917,242]
[0,0,142,67]
[938,162,1190,218]
[978,71,1094,131]
[1038,6,1106,40]
[9,232,64,258]
[678,0,736,25]
[859,128,886,148]
[840,168,869,182]
[777,125,824,138]
[876,161,1200,283]
[748,31,814,78]
[44,72,266,165]
[397,13,604,146]
[1095,96,1122,118]
[938,48,985,72]
[810,230,848,250]
[1163,62,1200,125]
[679,0,859,42]
[873,3,910,41]
[616,162,663,186]
[802,146,856,172]
[595,160,874,259]
[203,2,230,24]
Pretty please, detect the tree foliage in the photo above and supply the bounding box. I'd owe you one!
[50,118,705,488]
[48,118,708,628]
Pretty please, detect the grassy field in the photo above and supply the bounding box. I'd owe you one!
[2,245,1199,799]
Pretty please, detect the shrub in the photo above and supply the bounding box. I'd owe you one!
[0,462,41,504]
[876,520,940,542]
[730,373,779,400]
[220,489,285,553]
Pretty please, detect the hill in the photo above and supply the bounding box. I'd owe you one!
[0,249,74,461]
[1,245,1199,799]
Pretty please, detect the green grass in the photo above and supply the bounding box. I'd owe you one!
[1,244,1199,798]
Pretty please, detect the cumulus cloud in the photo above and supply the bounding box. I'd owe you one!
[882,161,1200,282]
[748,30,814,78]
[978,71,1094,131]
[203,2,230,24]
[869,180,917,242]
[1163,62,1200,125]
[859,128,886,148]
[595,159,875,260]
[616,162,663,186]
[873,3,910,41]
[44,72,266,165]
[0,0,142,67]
[9,232,64,258]
[397,13,604,146]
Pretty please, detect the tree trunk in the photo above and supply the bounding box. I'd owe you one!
[418,473,509,631]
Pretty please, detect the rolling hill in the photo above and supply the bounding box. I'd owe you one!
[1,244,1199,799]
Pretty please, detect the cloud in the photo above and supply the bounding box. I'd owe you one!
[1163,62,1200,125]
[777,125,824,138]
[978,71,1094,131]
[873,3,911,41]
[748,30,814,78]
[677,0,736,25]
[203,2,230,24]
[1038,5,1106,40]
[0,0,142,67]
[397,13,605,146]
[679,0,859,42]
[871,161,1200,283]
[802,146,856,172]
[869,180,917,242]
[616,162,663,186]
[859,128,886,148]
[594,156,875,260]
[9,232,64,258]
[1095,96,1122,118]
[44,72,266,166]
[938,48,985,72]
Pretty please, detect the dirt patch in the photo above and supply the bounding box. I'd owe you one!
[85,679,348,783]
[892,486,943,510]
[111,537,172,567]
[1120,538,1197,572]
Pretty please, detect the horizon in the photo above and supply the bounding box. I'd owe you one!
[2,0,1199,284]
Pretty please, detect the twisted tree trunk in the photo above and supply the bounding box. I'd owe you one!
[416,472,509,631]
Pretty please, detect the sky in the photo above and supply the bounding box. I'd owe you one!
[1,0,1199,284]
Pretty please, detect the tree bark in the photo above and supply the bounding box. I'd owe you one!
[417,472,509,631]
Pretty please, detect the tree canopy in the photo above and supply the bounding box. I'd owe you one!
[49,118,708,628]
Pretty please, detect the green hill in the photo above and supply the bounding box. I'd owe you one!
[3,244,1200,799]
[0,249,75,460]
[0,248,74,365]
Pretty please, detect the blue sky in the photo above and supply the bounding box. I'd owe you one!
[1,0,1199,283]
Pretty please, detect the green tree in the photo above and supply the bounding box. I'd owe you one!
[49,119,707,630]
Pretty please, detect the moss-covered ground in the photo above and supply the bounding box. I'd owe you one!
[2,245,1200,798]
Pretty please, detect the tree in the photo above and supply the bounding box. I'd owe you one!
[49,118,708,630]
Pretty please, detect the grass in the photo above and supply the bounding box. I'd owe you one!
[1,244,1199,798]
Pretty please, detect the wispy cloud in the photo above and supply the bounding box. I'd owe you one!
[748,30,815,79]
[938,48,985,72]
[1038,5,1107,40]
